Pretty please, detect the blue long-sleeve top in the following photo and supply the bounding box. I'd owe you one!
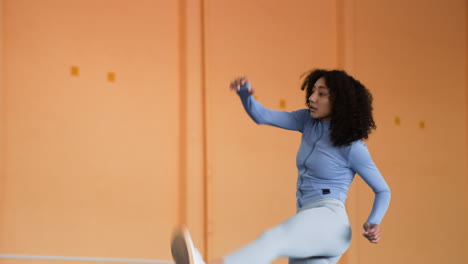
[238,88,391,225]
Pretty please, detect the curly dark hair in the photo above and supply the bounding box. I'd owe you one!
[300,69,376,147]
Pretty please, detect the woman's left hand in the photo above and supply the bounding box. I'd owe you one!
[362,222,381,243]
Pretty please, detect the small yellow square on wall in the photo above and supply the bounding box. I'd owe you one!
[71,66,79,76]
[419,120,425,129]
[279,99,286,109]
[108,72,116,82]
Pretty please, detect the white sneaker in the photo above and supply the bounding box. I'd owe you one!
[171,227,204,264]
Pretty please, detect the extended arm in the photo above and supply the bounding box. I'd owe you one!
[230,77,307,132]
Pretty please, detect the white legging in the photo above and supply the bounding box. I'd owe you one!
[223,199,352,264]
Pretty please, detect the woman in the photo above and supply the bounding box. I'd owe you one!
[171,69,391,264]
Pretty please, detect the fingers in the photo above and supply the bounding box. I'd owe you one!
[362,222,371,231]
[229,78,240,91]
[362,223,381,244]
[229,77,243,91]
[365,232,380,243]
[229,76,250,92]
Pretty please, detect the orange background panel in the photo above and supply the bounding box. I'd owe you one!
[1,0,180,260]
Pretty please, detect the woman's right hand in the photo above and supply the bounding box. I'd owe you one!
[362,222,381,244]
[229,76,254,95]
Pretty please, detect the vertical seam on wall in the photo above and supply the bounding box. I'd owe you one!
[336,0,344,69]
[336,2,346,262]
[466,0,468,201]
[351,1,359,264]
[352,0,356,72]
[0,0,6,251]
[335,2,349,262]
[199,0,209,259]
[178,0,187,226]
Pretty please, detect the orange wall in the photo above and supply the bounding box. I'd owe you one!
[1,0,468,264]
[351,1,468,263]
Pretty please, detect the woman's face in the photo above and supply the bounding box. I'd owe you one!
[308,77,332,121]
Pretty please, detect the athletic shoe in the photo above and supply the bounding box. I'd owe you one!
[171,227,202,264]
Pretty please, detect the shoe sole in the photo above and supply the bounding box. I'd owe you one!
[171,227,195,264]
